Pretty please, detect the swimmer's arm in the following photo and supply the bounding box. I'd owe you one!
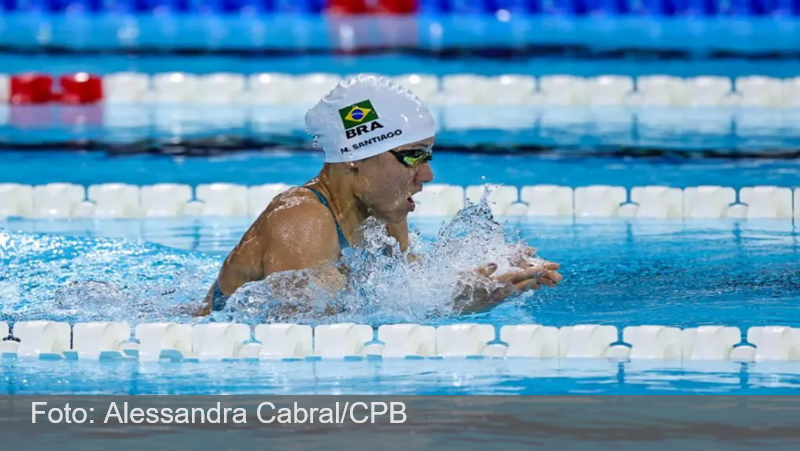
[196,285,216,316]
[385,219,423,264]
[196,231,268,316]
[453,263,562,314]
[254,202,347,318]
[260,199,346,294]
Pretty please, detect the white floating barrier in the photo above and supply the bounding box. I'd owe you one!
[683,186,736,219]
[254,324,313,360]
[520,185,573,217]
[558,325,618,358]
[747,326,800,361]
[586,76,634,106]
[135,323,193,362]
[292,73,342,107]
[441,74,492,105]
[72,201,96,218]
[88,183,141,218]
[574,185,626,217]
[466,184,518,217]
[140,184,193,217]
[239,342,263,359]
[617,202,639,218]
[634,75,687,106]
[391,74,440,104]
[725,204,746,220]
[539,75,588,106]
[247,73,296,104]
[682,326,740,361]
[8,320,800,364]
[377,324,436,358]
[32,183,85,218]
[500,325,559,358]
[248,183,292,217]
[12,182,800,220]
[14,321,71,359]
[739,186,793,219]
[196,183,248,217]
[505,201,529,216]
[629,186,683,219]
[623,326,683,360]
[152,72,199,103]
[436,324,495,357]
[196,73,246,104]
[795,188,800,219]
[488,75,538,105]
[192,323,251,361]
[729,345,757,362]
[184,201,204,216]
[411,184,465,217]
[782,77,800,107]
[685,76,733,107]
[72,322,131,360]
[0,183,34,218]
[735,76,784,107]
[0,73,8,102]
[313,323,373,358]
[103,72,151,103]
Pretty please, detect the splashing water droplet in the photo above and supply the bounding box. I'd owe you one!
[2,188,549,326]
[215,191,541,325]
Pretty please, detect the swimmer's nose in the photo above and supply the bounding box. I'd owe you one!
[416,162,434,184]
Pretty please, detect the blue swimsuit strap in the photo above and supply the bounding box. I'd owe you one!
[211,186,351,312]
[211,282,227,312]
[306,187,350,249]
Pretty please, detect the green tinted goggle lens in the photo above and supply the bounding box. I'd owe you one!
[392,149,433,168]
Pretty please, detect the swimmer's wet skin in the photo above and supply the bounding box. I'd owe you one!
[200,75,562,317]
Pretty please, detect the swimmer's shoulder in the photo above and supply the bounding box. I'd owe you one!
[254,186,337,240]
[219,187,337,289]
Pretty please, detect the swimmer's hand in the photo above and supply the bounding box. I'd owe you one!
[454,260,562,314]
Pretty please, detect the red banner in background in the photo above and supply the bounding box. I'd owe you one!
[328,0,418,14]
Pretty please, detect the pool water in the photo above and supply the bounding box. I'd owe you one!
[5,356,800,395]
[1,122,800,395]
[3,215,799,329]
[2,151,800,189]
[2,163,799,395]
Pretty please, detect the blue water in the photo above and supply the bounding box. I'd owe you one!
[4,104,800,152]
[4,358,800,395]
[2,10,800,394]
[2,150,800,189]
[2,151,800,395]
[2,215,800,394]
[3,15,800,153]
[3,215,799,326]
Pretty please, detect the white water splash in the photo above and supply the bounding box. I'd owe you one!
[1,194,546,326]
[0,230,217,325]
[213,195,540,325]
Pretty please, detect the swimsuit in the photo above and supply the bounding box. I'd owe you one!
[210,186,348,312]
[306,186,350,250]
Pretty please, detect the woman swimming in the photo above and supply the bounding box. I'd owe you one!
[199,75,561,316]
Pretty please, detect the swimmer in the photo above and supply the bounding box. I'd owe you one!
[198,75,561,316]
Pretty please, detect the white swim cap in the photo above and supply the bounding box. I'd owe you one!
[305,75,436,163]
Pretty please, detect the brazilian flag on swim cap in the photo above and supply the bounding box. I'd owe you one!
[339,100,379,130]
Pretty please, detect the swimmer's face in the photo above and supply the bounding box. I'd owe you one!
[354,137,435,223]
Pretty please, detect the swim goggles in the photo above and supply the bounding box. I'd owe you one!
[390,146,433,168]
